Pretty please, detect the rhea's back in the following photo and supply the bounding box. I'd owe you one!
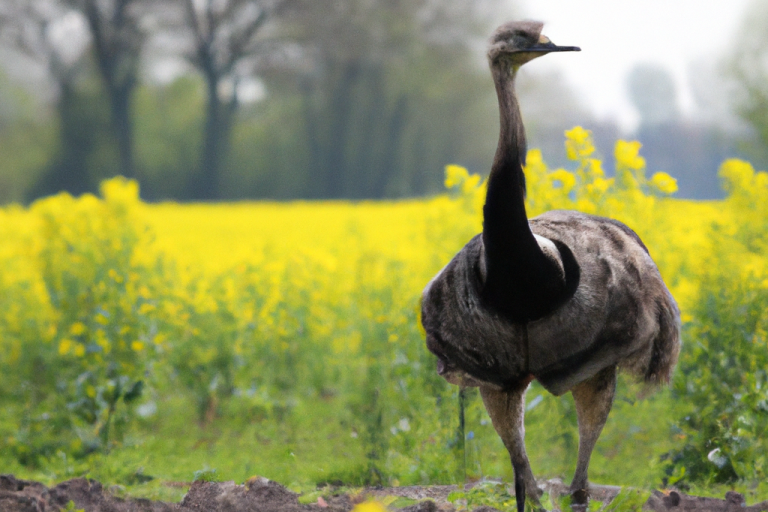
[527,210,680,395]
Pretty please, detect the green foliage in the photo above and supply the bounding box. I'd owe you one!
[445,484,650,512]
[665,159,768,484]
[0,1,506,203]
[193,467,219,483]
[28,75,116,201]
[0,72,56,203]
[159,272,240,424]
[2,179,154,464]
[447,482,517,511]
[729,0,768,168]
[64,501,85,512]
[221,97,313,199]
[1,130,768,501]
[602,489,651,512]
[133,77,204,200]
[273,0,499,200]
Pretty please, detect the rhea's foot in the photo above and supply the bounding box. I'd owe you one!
[569,487,589,512]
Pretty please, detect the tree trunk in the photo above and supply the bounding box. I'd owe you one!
[301,79,323,198]
[198,76,222,200]
[196,75,236,200]
[58,81,92,193]
[349,64,384,198]
[109,83,135,179]
[409,129,428,196]
[373,95,408,198]
[27,80,98,200]
[321,61,360,199]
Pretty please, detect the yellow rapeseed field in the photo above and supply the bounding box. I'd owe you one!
[1,127,766,489]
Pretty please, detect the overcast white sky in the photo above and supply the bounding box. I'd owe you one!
[517,0,753,131]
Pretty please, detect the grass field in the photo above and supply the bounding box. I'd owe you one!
[1,129,767,504]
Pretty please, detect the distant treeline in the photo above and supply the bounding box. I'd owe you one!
[0,0,765,203]
[0,0,508,203]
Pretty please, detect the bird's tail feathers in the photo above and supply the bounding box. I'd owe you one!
[643,295,682,387]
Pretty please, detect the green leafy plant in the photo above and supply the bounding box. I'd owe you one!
[602,488,651,512]
[193,467,219,482]
[665,160,768,484]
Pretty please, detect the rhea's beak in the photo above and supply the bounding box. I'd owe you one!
[527,34,580,53]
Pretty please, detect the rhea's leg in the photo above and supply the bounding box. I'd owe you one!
[569,365,617,503]
[480,384,540,512]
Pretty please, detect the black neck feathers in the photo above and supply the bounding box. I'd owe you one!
[481,62,578,323]
[484,64,531,242]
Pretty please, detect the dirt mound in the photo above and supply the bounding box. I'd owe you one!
[1,474,177,512]
[645,489,768,512]
[0,474,350,512]
[180,477,351,512]
[2,473,768,512]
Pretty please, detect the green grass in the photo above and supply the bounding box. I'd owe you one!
[1,376,683,501]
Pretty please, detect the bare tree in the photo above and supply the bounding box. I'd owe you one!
[283,0,503,199]
[67,0,148,180]
[0,0,94,196]
[175,0,286,200]
[0,0,89,92]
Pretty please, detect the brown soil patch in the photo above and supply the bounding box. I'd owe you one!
[2,473,767,512]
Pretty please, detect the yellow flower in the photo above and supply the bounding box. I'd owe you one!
[131,341,145,352]
[69,322,87,336]
[352,501,388,512]
[58,338,73,355]
[587,158,604,177]
[756,170,768,190]
[549,169,577,194]
[461,173,481,194]
[718,158,754,195]
[73,343,86,357]
[108,268,124,283]
[565,126,595,161]
[524,149,547,177]
[100,176,140,204]
[444,164,469,189]
[650,172,678,195]
[614,140,647,191]
[615,140,645,171]
[587,177,613,195]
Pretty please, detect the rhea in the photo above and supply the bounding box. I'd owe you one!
[421,20,681,512]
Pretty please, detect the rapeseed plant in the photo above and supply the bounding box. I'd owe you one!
[0,128,765,493]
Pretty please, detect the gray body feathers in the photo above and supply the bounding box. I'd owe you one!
[422,210,681,395]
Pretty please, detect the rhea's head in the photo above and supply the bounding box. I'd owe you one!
[487,20,580,67]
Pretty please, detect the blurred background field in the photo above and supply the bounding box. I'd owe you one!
[1,0,768,205]
[1,128,767,503]
[1,0,768,506]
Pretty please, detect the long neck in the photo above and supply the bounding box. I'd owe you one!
[489,63,528,220]
[483,62,541,267]
[481,60,567,323]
